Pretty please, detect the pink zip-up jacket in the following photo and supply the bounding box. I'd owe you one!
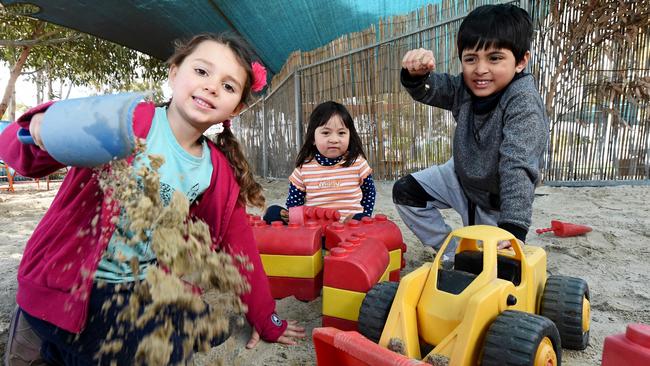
[0,102,287,341]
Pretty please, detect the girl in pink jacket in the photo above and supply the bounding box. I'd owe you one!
[0,33,304,365]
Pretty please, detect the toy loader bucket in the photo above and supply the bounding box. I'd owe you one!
[313,327,428,366]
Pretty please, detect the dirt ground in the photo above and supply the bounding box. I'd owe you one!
[1,179,649,365]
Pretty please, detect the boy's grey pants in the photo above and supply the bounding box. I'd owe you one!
[393,159,499,250]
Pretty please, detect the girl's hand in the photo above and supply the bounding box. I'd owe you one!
[28,113,46,150]
[402,48,435,76]
[246,320,306,349]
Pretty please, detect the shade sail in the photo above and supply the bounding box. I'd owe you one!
[1,0,439,74]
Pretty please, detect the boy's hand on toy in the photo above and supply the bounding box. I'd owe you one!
[402,48,435,76]
[497,238,523,250]
[29,113,46,150]
[246,320,306,349]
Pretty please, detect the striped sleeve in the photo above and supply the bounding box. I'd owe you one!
[288,167,305,191]
[357,158,372,182]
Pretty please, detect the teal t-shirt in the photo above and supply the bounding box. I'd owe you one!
[94,107,213,283]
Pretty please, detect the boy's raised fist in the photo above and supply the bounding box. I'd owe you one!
[402,48,435,76]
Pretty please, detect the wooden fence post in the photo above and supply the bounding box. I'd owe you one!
[294,71,303,152]
[261,99,268,177]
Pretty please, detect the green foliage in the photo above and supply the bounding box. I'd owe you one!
[0,4,167,92]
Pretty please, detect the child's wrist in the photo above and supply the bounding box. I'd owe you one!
[498,222,527,242]
[400,68,429,87]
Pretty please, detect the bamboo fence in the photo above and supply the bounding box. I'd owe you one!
[236,0,650,184]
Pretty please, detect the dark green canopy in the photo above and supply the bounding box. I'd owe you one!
[1,0,439,73]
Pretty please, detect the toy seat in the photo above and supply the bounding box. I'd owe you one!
[454,251,522,285]
[437,269,477,295]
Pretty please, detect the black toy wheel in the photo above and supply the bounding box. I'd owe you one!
[482,310,562,366]
[357,281,398,343]
[540,275,590,350]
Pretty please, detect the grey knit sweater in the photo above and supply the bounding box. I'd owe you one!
[401,70,549,236]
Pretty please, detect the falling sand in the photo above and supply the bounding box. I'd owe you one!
[92,142,249,365]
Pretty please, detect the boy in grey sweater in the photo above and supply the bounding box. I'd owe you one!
[394,4,549,250]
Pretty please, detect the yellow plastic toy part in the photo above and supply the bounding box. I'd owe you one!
[378,263,431,358]
[378,225,548,365]
[323,266,390,322]
[388,248,402,273]
[259,251,323,278]
[322,286,368,321]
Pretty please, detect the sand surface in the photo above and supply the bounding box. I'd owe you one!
[1,179,649,365]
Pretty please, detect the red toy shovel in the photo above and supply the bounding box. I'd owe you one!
[536,220,592,237]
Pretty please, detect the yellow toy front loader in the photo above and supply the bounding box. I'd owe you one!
[313,225,590,366]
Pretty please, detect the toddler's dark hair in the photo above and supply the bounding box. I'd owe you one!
[295,101,366,168]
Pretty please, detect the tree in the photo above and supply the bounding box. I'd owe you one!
[530,0,650,179]
[532,0,650,127]
[0,3,167,119]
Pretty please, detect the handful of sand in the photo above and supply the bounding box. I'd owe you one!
[94,143,249,364]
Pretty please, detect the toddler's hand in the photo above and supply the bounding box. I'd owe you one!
[28,112,46,150]
[402,48,435,76]
[279,208,289,223]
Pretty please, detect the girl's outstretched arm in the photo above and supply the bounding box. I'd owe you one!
[222,204,303,343]
[0,102,65,178]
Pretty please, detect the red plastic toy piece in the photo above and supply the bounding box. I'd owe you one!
[254,220,321,255]
[322,238,389,330]
[251,220,323,301]
[602,323,650,366]
[321,315,358,332]
[313,327,428,366]
[288,206,305,225]
[535,220,592,237]
[267,272,324,301]
[325,214,406,280]
[289,206,341,230]
[323,238,388,292]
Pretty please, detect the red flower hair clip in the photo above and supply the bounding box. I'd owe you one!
[251,62,267,93]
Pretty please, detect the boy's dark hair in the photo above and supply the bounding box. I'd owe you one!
[457,4,533,62]
[294,101,366,168]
